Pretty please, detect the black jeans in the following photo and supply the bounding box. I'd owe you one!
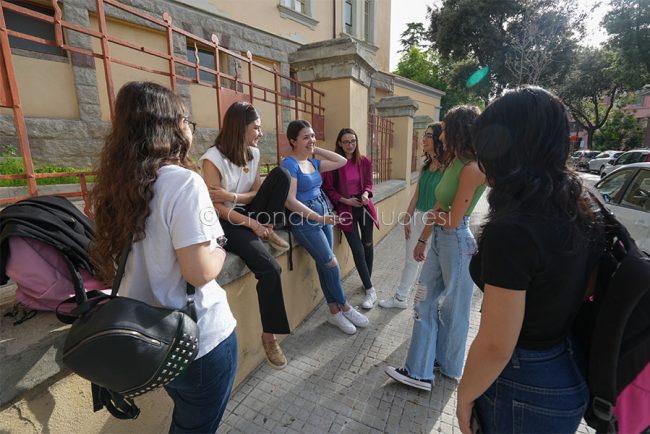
[220,167,291,334]
[343,206,374,290]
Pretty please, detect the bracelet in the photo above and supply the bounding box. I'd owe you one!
[232,192,238,204]
[417,238,427,244]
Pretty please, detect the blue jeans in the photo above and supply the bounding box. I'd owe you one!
[474,338,589,434]
[164,331,238,434]
[404,217,476,381]
[291,195,347,306]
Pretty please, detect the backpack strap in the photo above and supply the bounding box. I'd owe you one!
[91,383,140,420]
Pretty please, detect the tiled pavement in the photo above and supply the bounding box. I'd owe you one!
[219,223,595,434]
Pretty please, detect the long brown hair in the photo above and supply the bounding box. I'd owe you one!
[91,81,192,283]
[422,122,444,172]
[213,101,258,166]
[334,127,361,164]
[441,105,481,166]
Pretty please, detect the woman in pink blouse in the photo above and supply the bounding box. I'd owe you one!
[323,128,379,309]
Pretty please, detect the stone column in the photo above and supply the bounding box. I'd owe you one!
[376,96,419,180]
[289,35,378,154]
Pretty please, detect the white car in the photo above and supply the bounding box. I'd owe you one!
[601,149,650,177]
[595,162,650,252]
[588,151,623,175]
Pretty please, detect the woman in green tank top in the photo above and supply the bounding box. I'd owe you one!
[385,105,486,392]
[379,123,445,309]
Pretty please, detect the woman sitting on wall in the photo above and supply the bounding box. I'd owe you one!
[281,120,370,335]
[91,81,237,432]
[322,128,379,310]
[200,101,292,370]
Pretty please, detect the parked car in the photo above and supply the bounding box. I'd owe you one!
[588,151,624,175]
[594,162,650,252]
[571,150,600,171]
[601,149,650,177]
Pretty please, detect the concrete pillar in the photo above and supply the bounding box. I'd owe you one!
[376,96,419,180]
[289,35,378,154]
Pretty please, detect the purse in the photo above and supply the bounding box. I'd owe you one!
[57,241,200,419]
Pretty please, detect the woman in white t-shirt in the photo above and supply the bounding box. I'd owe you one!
[91,81,237,433]
[200,102,291,369]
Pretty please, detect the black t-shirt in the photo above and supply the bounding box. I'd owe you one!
[470,216,600,350]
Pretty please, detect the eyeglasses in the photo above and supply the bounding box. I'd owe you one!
[183,117,197,133]
[340,139,357,145]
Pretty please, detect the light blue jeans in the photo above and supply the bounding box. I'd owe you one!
[290,194,348,306]
[404,216,476,381]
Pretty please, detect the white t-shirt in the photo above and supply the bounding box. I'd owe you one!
[199,146,260,207]
[120,165,236,358]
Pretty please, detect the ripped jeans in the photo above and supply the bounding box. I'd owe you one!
[291,195,348,306]
[404,216,476,381]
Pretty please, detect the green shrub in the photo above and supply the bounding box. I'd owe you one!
[0,146,95,187]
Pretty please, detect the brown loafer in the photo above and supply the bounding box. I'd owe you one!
[265,231,289,251]
[261,337,287,369]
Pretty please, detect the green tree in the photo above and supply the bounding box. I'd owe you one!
[558,48,623,149]
[427,0,584,92]
[603,0,650,85]
[399,22,427,52]
[593,109,645,151]
[394,47,486,116]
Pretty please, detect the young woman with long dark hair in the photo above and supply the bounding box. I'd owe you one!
[379,123,445,309]
[91,81,236,433]
[456,87,601,434]
[322,128,379,309]
[385,105,486,392]
[281,120,370,334]
[200,101,291,369]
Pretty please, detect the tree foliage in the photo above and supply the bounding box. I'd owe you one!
[603,0,650,85]
[399,22,427,52]
[593,108,645,151]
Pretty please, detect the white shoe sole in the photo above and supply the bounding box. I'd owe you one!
[327,318,356,334]
[384,367,432,391]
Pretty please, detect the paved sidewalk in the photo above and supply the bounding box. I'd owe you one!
[219,221,595,434]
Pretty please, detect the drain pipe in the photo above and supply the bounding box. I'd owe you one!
[333,0,336,38]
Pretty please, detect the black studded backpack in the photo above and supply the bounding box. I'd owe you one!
[56,239,200,420]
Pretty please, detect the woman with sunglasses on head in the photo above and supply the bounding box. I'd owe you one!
[378,123,445,309]
[200,101,292,370]
[322,128,379,310]
[456,87,602,434]
[385,105,486,392]
[282,120,370,334]
[91,81,237,433]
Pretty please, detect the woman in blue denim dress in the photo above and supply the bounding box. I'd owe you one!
[456,87,602,434]
[281,120,370,335]
[385,105,486,392]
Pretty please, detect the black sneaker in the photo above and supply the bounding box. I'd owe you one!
[384,366,432,391]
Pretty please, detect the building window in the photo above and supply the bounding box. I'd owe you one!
[289,68,301,97]
[278,0,318,28]
[186,44,217,85]
[363,0,374,43]
[4,0,65,57]
[344,0,353,34]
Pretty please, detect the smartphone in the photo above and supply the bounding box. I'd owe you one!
[470,408,482,434]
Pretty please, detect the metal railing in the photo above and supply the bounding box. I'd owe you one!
[0,0,325,212]
[368,111,393,183]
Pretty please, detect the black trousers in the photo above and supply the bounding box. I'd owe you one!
[220,167,291,334]
[343,206,374,290]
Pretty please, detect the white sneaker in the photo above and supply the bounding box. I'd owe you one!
[379,295,408,309]
[328,311,356,334]
[361,288,377,309]
[342,307,369,328]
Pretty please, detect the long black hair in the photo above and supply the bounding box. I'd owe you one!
[472,86,597,241]
[422,122,444,172]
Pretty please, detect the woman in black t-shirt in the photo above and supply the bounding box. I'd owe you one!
[456,87,602,434]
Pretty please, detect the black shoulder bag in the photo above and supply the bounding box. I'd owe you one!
[57,241,200,419]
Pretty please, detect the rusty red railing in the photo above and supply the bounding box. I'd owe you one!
[0,0,325,212]
[368,111,393,184]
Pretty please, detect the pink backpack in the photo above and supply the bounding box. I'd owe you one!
[6,237,108,312]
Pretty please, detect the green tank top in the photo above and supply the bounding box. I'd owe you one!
[434,158,486,214]
[415,168,443,212]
